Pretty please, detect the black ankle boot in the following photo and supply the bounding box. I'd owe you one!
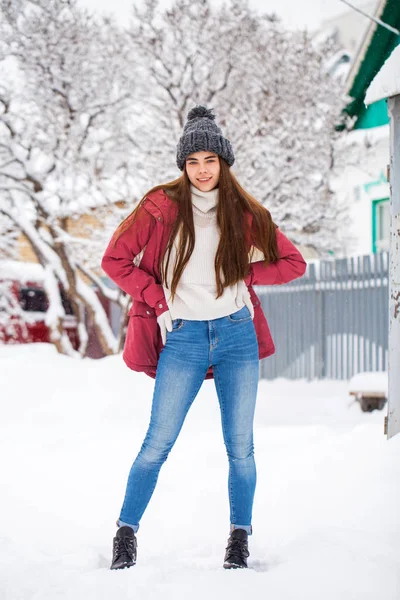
[223,529,250,569]
[110,526,137,570]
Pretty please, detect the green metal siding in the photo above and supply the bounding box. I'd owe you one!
[345,0,400,125]
[355,98,389,129]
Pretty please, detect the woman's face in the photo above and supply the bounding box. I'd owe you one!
[185,151,220,192]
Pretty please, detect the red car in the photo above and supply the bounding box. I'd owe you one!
[0,278,79,349]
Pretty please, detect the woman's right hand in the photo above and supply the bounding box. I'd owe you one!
[157,310,173,345]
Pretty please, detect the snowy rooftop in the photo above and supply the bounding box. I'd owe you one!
[0,260,44,283]
[365,44,400,105]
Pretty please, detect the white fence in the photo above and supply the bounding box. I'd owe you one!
[257,253,389,380]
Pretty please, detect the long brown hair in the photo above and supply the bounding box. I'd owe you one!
[114,159,279,299]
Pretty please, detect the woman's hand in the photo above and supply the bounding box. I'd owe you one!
[236,280,254,319]
[157,310,173,345]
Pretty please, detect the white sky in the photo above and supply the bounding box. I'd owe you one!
[78,0,375,31]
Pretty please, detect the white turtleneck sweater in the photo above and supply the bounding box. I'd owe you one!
[162,185,254,320]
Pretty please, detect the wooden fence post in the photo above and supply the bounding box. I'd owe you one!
[387,95,400,439]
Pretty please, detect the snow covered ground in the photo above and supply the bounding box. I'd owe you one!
[1,344,399,600]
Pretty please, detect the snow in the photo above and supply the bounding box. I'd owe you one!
[335,123,390,147]
[365,44,400,105]
[1,344,399,599]
[78,0,377,32]
[349,371,388,396]
[0,259,44,283]
[76,277,118,353]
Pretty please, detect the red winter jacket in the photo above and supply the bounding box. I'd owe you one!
[101,189,306,379]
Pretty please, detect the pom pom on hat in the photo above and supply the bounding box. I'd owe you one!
[176,105,235,171]
[187,106,216,121]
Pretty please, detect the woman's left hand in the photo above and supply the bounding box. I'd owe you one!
[236,280,255,319]
[157,310,173,345]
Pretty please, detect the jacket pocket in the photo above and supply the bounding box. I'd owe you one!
[128,300,155,318]
[124,301,160,367]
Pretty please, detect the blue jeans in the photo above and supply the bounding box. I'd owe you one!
[118,305,259,534]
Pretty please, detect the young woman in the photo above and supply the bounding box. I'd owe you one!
[101,106,306,571]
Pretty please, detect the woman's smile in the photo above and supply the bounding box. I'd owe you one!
[185,151,221,191]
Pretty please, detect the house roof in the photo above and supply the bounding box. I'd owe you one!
[344,0,400,119]
[366,43,400,103]
[0,260,44,283]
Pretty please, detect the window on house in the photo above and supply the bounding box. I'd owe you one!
[19,286,74,315]
[19,287,47,312]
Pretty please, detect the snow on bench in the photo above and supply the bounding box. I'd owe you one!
[349,371,388,412]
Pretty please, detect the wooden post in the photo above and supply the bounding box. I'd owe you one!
[387,95,400,439]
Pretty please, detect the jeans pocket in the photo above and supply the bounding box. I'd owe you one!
[227,306,252,322]
[171,318,184,330]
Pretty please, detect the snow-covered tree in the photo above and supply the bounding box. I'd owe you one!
[0,212,23,342]
[0,0,137,356]
[125,0,352,255]
[0,0,364,358]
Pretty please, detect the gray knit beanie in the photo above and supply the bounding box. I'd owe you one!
[176,105,235,171]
